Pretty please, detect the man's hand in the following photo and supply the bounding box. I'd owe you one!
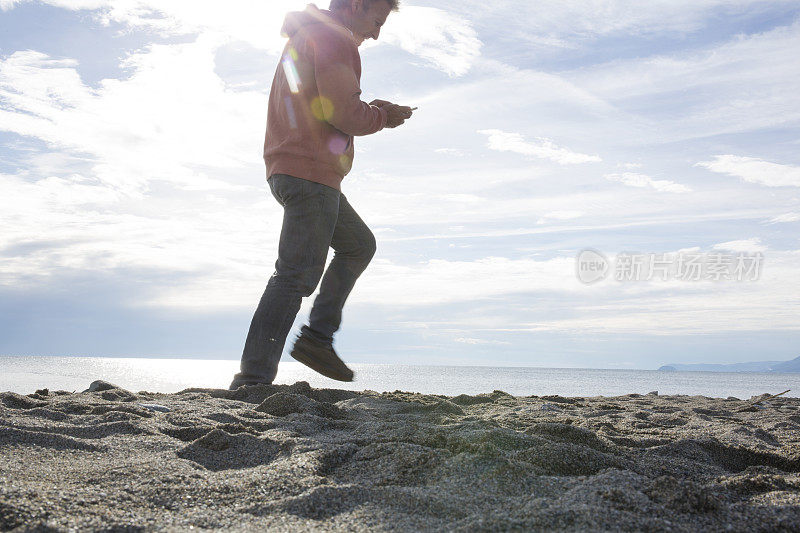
[370,99,414,128]
[384,104,414,128]
[369,99,393,108]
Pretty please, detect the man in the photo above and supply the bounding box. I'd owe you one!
[229,0,412,389]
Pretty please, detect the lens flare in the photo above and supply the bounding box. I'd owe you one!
[283,96,298,129]
[338,154,351,173]
[282,50,301,94]
[328,135,348,155]
[311,96,334,121]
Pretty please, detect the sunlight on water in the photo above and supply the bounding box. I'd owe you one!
[1,356,799,398]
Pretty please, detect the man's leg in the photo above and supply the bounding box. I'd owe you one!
[300,192,377,346]
[230,174,340,389]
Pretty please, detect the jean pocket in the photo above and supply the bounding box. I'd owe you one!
[267,175,283,205]
[268,174,302,205]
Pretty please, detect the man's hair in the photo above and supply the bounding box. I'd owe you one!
[329,0,400,12]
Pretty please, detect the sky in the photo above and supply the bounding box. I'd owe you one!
[1,0,799,369]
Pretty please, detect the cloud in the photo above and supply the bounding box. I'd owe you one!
[453,0,800,40]
[434,148,465,156]
[3,1,480,77]
[0,42,265,195]
[765,212,800,224]
[454,337,511,346]
[352,256,580,306]
[696,155,800,187]
[562,19,800,140]
[379,6,482,77]
[2,0,108,10]
[478,129,601,165]
[604,172,691,193]
[711,238,767,253]
[347,248,800,336]
[2,0,306,52]
[0,165,281,310]
[541,210,584,220]
[0,42,279,306]
[536,210,584,224]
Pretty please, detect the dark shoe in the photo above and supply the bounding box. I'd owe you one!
[228,380,268,390]
[290,334,354,382]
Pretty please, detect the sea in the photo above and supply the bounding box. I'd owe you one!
[2,356,799,399]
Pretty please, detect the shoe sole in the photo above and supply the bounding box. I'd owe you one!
[290,341,354,382]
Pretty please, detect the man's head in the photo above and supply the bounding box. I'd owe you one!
[329,0,399,46]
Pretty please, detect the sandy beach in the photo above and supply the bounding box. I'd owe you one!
[1,380,799,532]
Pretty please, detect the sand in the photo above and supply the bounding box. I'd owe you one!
[1,380,799,532]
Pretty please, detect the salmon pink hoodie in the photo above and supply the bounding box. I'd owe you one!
[263,4,388,191]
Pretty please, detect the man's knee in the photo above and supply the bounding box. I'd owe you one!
[298,265,326,296]
[271,264,324,297]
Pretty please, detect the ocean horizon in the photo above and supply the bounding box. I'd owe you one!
[2,355,798,399]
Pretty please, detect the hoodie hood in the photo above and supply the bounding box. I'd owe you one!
[281,4,351,39]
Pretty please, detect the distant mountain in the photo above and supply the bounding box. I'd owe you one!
[658,356,800,373]
[771,356,800,373]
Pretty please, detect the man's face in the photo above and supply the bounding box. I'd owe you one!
[350,0,392,46]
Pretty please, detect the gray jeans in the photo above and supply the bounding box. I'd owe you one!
[229,174,376,388]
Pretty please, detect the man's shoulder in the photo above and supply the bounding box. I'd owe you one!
[299,19,357,56]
